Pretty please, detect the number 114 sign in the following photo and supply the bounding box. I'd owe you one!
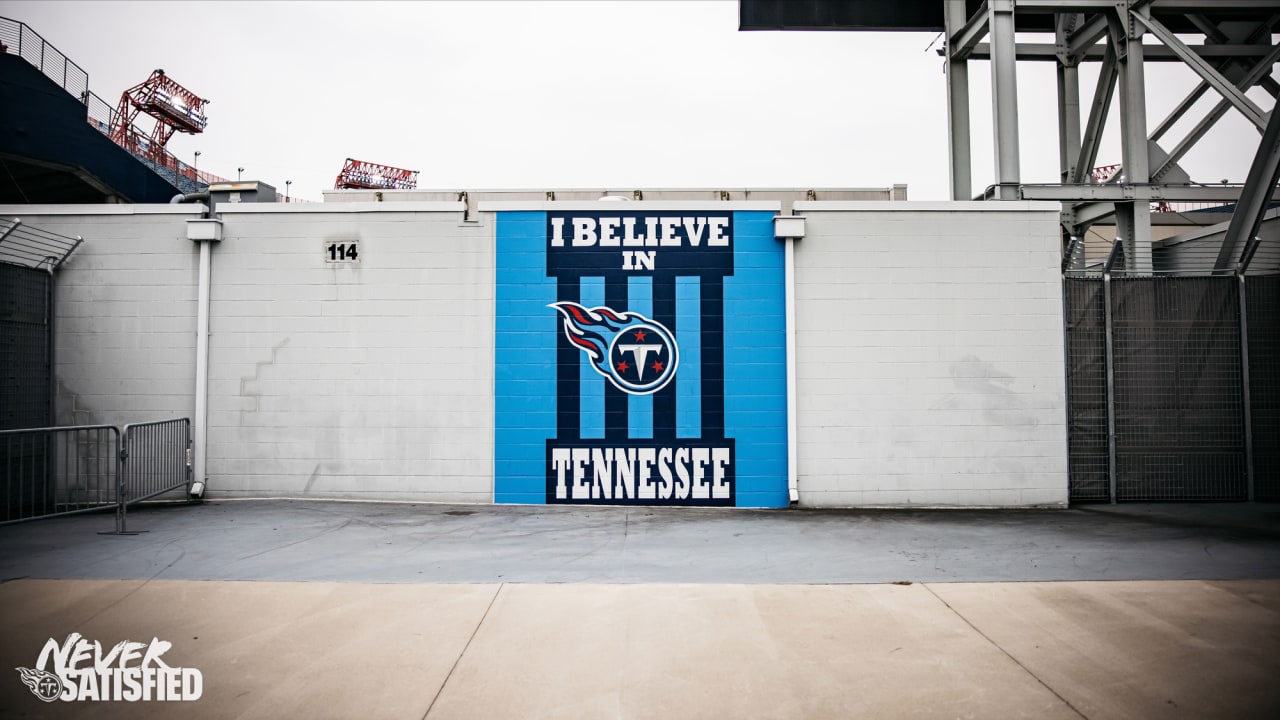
[325,241,360,263]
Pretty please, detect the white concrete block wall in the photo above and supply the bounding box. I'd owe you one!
[206,205,492,502]
[792,202,1068,507]
[0,206,204,427]
[10,200,1067,507]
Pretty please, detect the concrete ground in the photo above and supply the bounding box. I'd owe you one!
[1,500,1278,718]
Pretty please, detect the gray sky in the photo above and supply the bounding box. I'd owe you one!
[2,0,1266,200]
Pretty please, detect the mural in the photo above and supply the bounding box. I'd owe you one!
[495,209,787,507]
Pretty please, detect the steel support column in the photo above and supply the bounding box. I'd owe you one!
[946,0,974,201]
[1238,273,1255,501]
[1103,240,1123,504]
[990,0,1021,199]
[1116,6,1152,273]
[1057,61,1082,182]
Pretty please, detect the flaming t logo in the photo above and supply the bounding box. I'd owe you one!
[550,301,679,395]
[16,666,62,702]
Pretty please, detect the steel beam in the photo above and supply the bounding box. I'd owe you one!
[1015,0,1120,10]
[1152,43,1280,181]
[1219,103,1280,270]
[969,42,1280,61]
[950,0,990,61]
[1067,12,1111,59]
[1022,183,1265,202]
[1134,13,1268,130]
[1074,43,1117,184]
[1151,81,1210,142]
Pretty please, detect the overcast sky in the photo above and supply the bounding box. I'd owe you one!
[3,0,1267,200]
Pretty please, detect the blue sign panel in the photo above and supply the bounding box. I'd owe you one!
[495,210,787,507]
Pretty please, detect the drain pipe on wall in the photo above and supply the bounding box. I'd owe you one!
[185,214,222,498]
[774,214,806,505]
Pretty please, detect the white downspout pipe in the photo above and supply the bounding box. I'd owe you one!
[773,214,805,505]
[186,218,222,498]
[786,234,799,504]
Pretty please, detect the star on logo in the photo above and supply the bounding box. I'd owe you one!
[651,360,665,373]
[616,360,631,373]
[632,329,647,341]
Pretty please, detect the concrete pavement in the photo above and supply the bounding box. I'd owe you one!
[2,499,1279,584]
[1,579,1277,719]
[1,500,1278,718]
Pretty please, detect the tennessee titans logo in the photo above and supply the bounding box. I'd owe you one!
[16,667,62,702]
[550,301,679,395]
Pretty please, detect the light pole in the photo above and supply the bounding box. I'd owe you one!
[193,151,201,186]
[237,167,244,181]
[286,180,291,202]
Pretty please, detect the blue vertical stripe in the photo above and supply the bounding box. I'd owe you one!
[628,276,654,439]
[494,211,556,504]
[676,276,702,438]
[579,277,605,439]
[724,211,789,507]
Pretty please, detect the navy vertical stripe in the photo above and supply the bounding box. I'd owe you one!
[652,271,677,441]
[700,274,724,439]
[555,276,580,439]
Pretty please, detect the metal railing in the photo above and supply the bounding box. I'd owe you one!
[0,16,88,101]
[0,425,120,523]
[0,419,192,530]
[1,16,229,193]
[120,419,191,504]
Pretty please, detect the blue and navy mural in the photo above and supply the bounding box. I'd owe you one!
[495,209,787,507]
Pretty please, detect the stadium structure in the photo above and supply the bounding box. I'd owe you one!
[1,2,1278,524]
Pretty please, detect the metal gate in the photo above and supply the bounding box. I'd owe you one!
[1064,242,1279,502]
[0,262,52,431]
[1,217,81,431]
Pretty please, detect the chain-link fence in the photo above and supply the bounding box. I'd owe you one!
[0,264,51,432]
[1063,277,1109,501]
[1064,239,1278,503]
[1248,275,1280,500]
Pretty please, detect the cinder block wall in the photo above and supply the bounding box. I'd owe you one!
[207,205,493,502]
[0,206,205,426]
[9,200,1069,507]
[792,202,1068,507]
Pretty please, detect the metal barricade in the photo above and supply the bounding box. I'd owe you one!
[120,419,192,504]
[0,425,120,523]
[113,418,192,535]
[1,419,192,529]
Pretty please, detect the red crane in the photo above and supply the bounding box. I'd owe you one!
[334,158,418,190]
[109,69,208,163]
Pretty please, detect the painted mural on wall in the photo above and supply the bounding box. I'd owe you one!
[495,209,787,507]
